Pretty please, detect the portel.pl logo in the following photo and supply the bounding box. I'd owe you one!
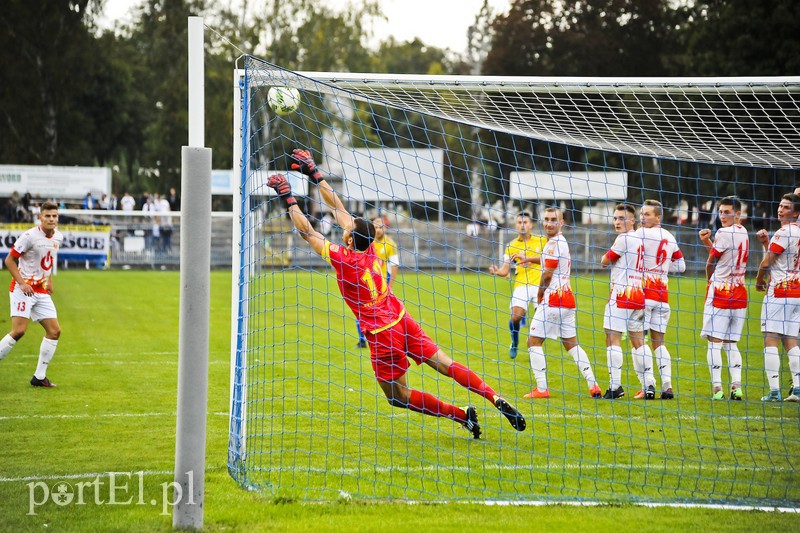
[27,471,195,516]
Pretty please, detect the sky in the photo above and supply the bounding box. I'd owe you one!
[100,0,512,53]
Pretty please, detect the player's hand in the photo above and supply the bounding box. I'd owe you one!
[489,265,498,275]
[19,282,33,297]
[756,229,769,246]
[755,279,767,292]
[290,148,322,184]
[267,174,297,208]
[698,228,711,242]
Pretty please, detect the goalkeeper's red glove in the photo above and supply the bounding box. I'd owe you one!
[290,148,323,184]
[267,174,297,208]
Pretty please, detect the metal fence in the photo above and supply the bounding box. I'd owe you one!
[53,210,762,275]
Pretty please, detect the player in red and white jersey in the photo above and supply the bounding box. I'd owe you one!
[600,203,646,400]
[698,197,749,400]
[633,199,686,400]
[0,202,64,387]
[521,207,601,399]
[265,148,526,439]
[755,193,800,402]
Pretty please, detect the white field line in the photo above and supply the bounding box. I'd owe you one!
[0,412,228,421]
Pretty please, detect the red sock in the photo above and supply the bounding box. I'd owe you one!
[448,362,498,402]
[408,389,465,422]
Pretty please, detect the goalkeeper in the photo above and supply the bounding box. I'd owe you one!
[268,148,527,439]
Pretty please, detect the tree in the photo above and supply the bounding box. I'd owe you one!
[678,0,800,75]
[0,0,125,165]
[484,0,680,77]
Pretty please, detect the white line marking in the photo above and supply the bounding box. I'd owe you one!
[0,412,228,421]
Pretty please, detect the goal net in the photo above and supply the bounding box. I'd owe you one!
[229,54,800,506]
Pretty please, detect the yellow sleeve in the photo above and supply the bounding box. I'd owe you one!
[321,241,334,265]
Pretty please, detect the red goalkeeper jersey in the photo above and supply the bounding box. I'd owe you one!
[323,241,405,334]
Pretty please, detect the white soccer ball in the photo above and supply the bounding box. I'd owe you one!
[267,86,301,116]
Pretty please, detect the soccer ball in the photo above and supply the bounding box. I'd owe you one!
[267,86,301,116]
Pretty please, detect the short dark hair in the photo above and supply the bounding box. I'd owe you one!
[517,212,532,219]
[40,201,58,212]
[719,196,742,211]
[643,199,662,217]
[615,203,636,216]
[782,193,800,214]
[351,217,375,251]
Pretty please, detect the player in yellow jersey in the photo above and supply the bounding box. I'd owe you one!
[356,216,401,348]
[489,212,547,359]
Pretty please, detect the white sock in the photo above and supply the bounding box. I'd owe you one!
[34,338,58,380]
[707,342,723,389]
[631,346,645,387]
[0,334,17,361]
[655,345,672,390]
[607,345,623,390]
[764,346,780,391]
[788,346,800,389]
[725,344,742,387]
[568,345,596,387]
[634,345,656,389]
[528,346,548,391]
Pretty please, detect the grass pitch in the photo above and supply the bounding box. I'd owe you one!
[0,270,797,531]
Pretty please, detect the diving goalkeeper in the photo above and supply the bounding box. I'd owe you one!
[267,148,527,439]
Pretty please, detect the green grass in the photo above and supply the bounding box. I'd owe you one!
[0,270,797,531]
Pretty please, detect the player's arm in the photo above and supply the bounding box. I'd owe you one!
[291,149,354,232]
[514,253,541,265]
[600,249,619,268]
[755,251,778,292]
[268,174,327,257]
[698,228,713,251]
[669,247,686,273]
[756,229,770,250]
[4,252,33,296]
[537,265,555,303]
[489,254,511,277]
[705,252,720,281]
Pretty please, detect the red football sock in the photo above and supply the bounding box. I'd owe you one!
[408,389,465,422]
[448,362,498,402]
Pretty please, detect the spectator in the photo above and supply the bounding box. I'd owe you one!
[138,191,151,210]
[141,195,156,250]
[99,194,110,210]
[156,193,173,253]
[82,192,95,210]
[120,192,136,212]
[2,198,16,222]
[167,187,180,211]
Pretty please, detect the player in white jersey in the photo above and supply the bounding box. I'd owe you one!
[755,193,800,402]
[698,197,749,400]
[520,207,602,399]
[633,199,686,400]
[600,203,645,399]
[0,202,64,387]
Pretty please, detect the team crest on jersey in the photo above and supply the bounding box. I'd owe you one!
[329,244,340,253]
[41,251,54,271]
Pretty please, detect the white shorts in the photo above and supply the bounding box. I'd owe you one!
[603,301,645,333]
[701,296,746,341]
[510,285,539,311]
[529,304,576,340]
[9,288,58,322]
[644,299,671,334]
[760,294,800,337]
